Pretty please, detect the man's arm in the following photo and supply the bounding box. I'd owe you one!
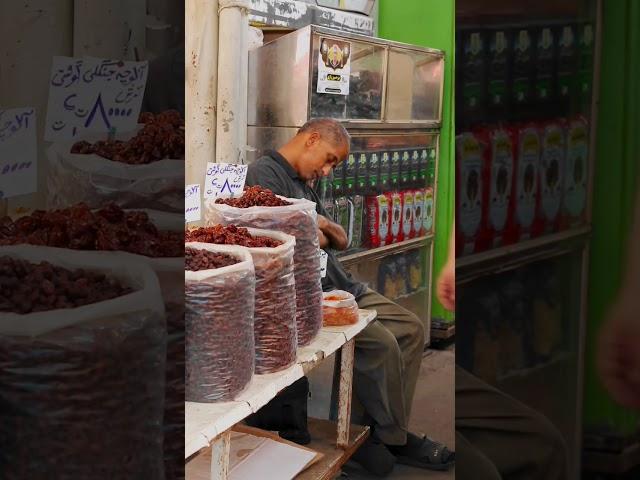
[318,214,348,251]
[621,191,640,294]
[598,189,640,409]
[436,231,455,312]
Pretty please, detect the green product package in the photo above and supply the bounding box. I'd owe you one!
[351,195,364,249]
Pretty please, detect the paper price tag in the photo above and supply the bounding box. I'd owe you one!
[204,162,248,199]
[185,184,201,223]
[0,108,37,199]
[319,250,329,279]
[45,56,148,141]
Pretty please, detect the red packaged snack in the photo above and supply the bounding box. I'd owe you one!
[456,132,486,256]
[401,190,415,240]
[366,194,391,248]
[412,189,425,237]
[560,116,589,229]
[511,124,541,243]
[536,120,566,235]
[476,126,516,249]
[390,191,403,243]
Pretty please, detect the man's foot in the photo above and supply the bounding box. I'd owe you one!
[387,432,455,471]
[351,434,396,477]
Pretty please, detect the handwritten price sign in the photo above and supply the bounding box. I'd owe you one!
[0,108,37,199]
[204,163,248,199]
[185,184,201,223]
[44,56,148,141]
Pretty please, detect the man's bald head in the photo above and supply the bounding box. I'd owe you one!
[297,118,350,148]
[279,118,350,182]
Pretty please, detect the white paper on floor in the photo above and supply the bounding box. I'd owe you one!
[229,432,317,480]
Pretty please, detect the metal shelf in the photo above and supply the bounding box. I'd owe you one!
[338,234,434,267]
[456,226,591,284]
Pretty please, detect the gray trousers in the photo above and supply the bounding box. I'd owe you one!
[456,366,568,480]
[350,288,426,446]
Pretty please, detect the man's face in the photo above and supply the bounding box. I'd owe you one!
[298,132,349,181]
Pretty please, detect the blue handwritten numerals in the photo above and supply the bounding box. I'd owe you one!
[205,163,248,198]
[0,109,35,143]
[1,161,32,176]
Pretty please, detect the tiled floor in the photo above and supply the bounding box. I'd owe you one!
[307,345,455,479]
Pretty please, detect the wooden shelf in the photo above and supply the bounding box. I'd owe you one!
[338,235,433,267]
[496,352,572,382]
[186,419,369,480]
[431,323,456,341]
[583,443,640,475]
[185,310,377,459]
[456,226,591,284]
[297,419,369,480]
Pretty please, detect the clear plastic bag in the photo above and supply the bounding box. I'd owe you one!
[185,243,255,402]
[206,197,323,346]
[1,207,184,480]
[322,290,359,326]
[46,141,183,212]
[136,210,184,480]
[0,245,166,479]
[236,228,297,374]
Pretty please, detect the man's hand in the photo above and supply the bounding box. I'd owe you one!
[436,257,455,312]
[597,290,640,409]
[317,214,348,251]
[436,232,455,312]
[318,229,329,249]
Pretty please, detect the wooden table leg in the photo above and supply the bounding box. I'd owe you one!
[210,431,231,480]
[336,338,355,449]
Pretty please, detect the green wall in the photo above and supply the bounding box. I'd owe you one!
[584,0,640,433]
[378,0,456,322]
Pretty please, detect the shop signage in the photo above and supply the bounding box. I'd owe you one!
[205,162,248,199]
[185,184,201,223]
[0,107,37,199]
[317,37,351,95]
[45,56,148,141]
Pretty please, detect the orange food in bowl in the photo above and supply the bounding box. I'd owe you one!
[322,290,359,326]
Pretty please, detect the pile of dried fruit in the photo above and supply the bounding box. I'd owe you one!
[186,224,282,248]
[215,186,292,208]
[186,251,255,402]
[185,248,238,271]
[0,256,166,477]
[208,186,323,346]
[188,226,297,374]
[0,203,183,258]
[70,110,184,164]
[0,257,132,314]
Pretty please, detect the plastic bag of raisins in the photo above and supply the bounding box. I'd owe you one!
[133,209,184,480]
[206,197,323,346]
[46,137,183,213]
[0,245,166,479]
[193,227,298,374]
[0,206,184,479]
[185,243,256,402]
[242,228,297,373]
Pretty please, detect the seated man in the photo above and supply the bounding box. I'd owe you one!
[436,227,568,480]
[246,118,455,476]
